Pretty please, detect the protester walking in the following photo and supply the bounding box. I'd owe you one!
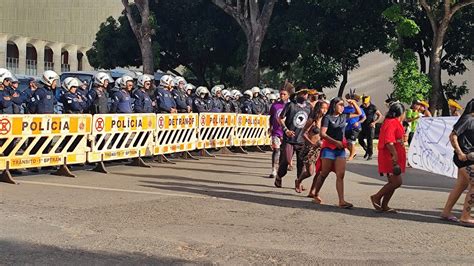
[311,97,361,208]
[441,99,474,227]
[358,95,382,160]
[370,102,407,213]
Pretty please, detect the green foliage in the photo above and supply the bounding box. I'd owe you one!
[397,18,420,38]
[443,79,469,101]
[383,4,403,22]
[390,50,431,104]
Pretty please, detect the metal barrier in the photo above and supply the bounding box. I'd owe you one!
[233,114,270,148]
[155,113,198,157]
[0,114,91,183]
[197,113,236,154]
[88,114,156,172]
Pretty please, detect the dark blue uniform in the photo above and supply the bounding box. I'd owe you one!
[155,88,176,113]
[0,88,13,114]
[87,87,109,114]
[6,87,22,114]
[61,92,88,114]
[77,87,89,109]
[210,97,224,113]
[21,87,35,114]
[172,89,189,113]
[192,97,212,113]
[30,86,56,114]
[252,97,265,115]
[132,88,153,113]
[241,98,255,114]
[110,89,133,113]
[230,100,241,113]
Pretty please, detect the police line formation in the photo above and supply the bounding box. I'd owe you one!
[0,68,273,184]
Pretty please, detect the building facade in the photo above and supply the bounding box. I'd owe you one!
[0,0,123,76]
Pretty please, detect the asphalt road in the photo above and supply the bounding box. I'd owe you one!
[0,150,471,265]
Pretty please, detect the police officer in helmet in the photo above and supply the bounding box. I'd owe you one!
[133,74,154,113]
[172,76,191,113]
[155,75,177,113]
[110,75,134,113]
[29,70,59,114]
[61,77,88,114]
[88,72,112,114]
[193,86,212,113]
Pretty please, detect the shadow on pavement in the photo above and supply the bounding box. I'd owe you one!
[139,178,450,226]
[346,162,456,192]
[140,164,266,178]
[0,240,203,265]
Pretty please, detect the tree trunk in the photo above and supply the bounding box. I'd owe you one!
[428,25,448,114]
[243,36,262,90]
[140,37,154,74]
[337,60,348,97]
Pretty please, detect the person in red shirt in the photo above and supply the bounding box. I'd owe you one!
[371,102,407,213]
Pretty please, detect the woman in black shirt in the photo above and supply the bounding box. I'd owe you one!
[312,97,361,208]
[441,99,474,227]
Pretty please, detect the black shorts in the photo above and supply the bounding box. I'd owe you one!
[345,128,361,143]
[453,154,474,169]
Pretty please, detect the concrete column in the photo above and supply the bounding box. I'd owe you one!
[33,40,46,75]
[0,34,7,69]
[68,45,78,72]
[50,43,62,74]
[81,49,93,71]
[16,37,27,75]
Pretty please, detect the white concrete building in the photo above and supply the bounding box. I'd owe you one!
[0,0,123,76]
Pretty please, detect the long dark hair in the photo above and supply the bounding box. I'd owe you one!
[313,100,328,120]
[327,97,343,116]
[460,98,474,117]
[385,102,405,119]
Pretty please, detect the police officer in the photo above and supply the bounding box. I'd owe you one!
[251,87,266,115]
[172,76,191,113]
[0,68,14,114]
[155,75,177,113]
[210,85,225,113]
[87,72,112,114]
[221,90,232,113]
[29,70,59,114]
[241,90,255,114]
[193,86,212,113]
[6,77,23,114]
[110,75,134,113]
[61,77,88,114]
[185,83,195,109]
[133,74,154,113]
[230,89,242,113]
[21,77,38,114]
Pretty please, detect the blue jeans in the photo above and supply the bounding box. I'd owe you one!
[321,148,346,160]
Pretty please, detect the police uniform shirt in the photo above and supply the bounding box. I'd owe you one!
[192,97,211,113]
[133,88,153,113]
[30,86,56,114]
[172,89,189,112]
[0,88,13,114]
[111,89,133,113]
[87,87,109,114]
[61,92,87,113]
[6,87,22,114]
[155,88,176,113]
[241,98,255,114]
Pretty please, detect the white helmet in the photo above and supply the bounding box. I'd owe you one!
[211,85,223,97]
[120,75,134,88]
[94,72,113,86]
[174,76,187,87]
[41,70,60,87]
[231,89,242,98]
[222,89,231,98]
[0,68,13,83]
[262,88,272,96]
[268,93,278,101]
[244,90,253,99]
[114,77,122,89]
[185,83,195,92]
[251,86,260,94]
[62,77,80,91]
[196,86,210,98]
[160,75,174,89]
[137,74,153,88]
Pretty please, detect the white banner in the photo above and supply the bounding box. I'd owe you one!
[408,116,459,178]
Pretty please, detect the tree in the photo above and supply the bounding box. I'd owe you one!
[87,16,143,69]
[122,0,155,74]
[211,0,279,89]
[418,0,474,112]
[383,4,432,105]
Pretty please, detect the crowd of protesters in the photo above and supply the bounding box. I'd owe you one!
[268,81,473,227]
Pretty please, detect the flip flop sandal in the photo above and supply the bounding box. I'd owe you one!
[383,208,398,214]
[370,196,382,211]
[440,216,460,223]
[459,221,474,228]
[274,178,282,188]
[338,203,354,209]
